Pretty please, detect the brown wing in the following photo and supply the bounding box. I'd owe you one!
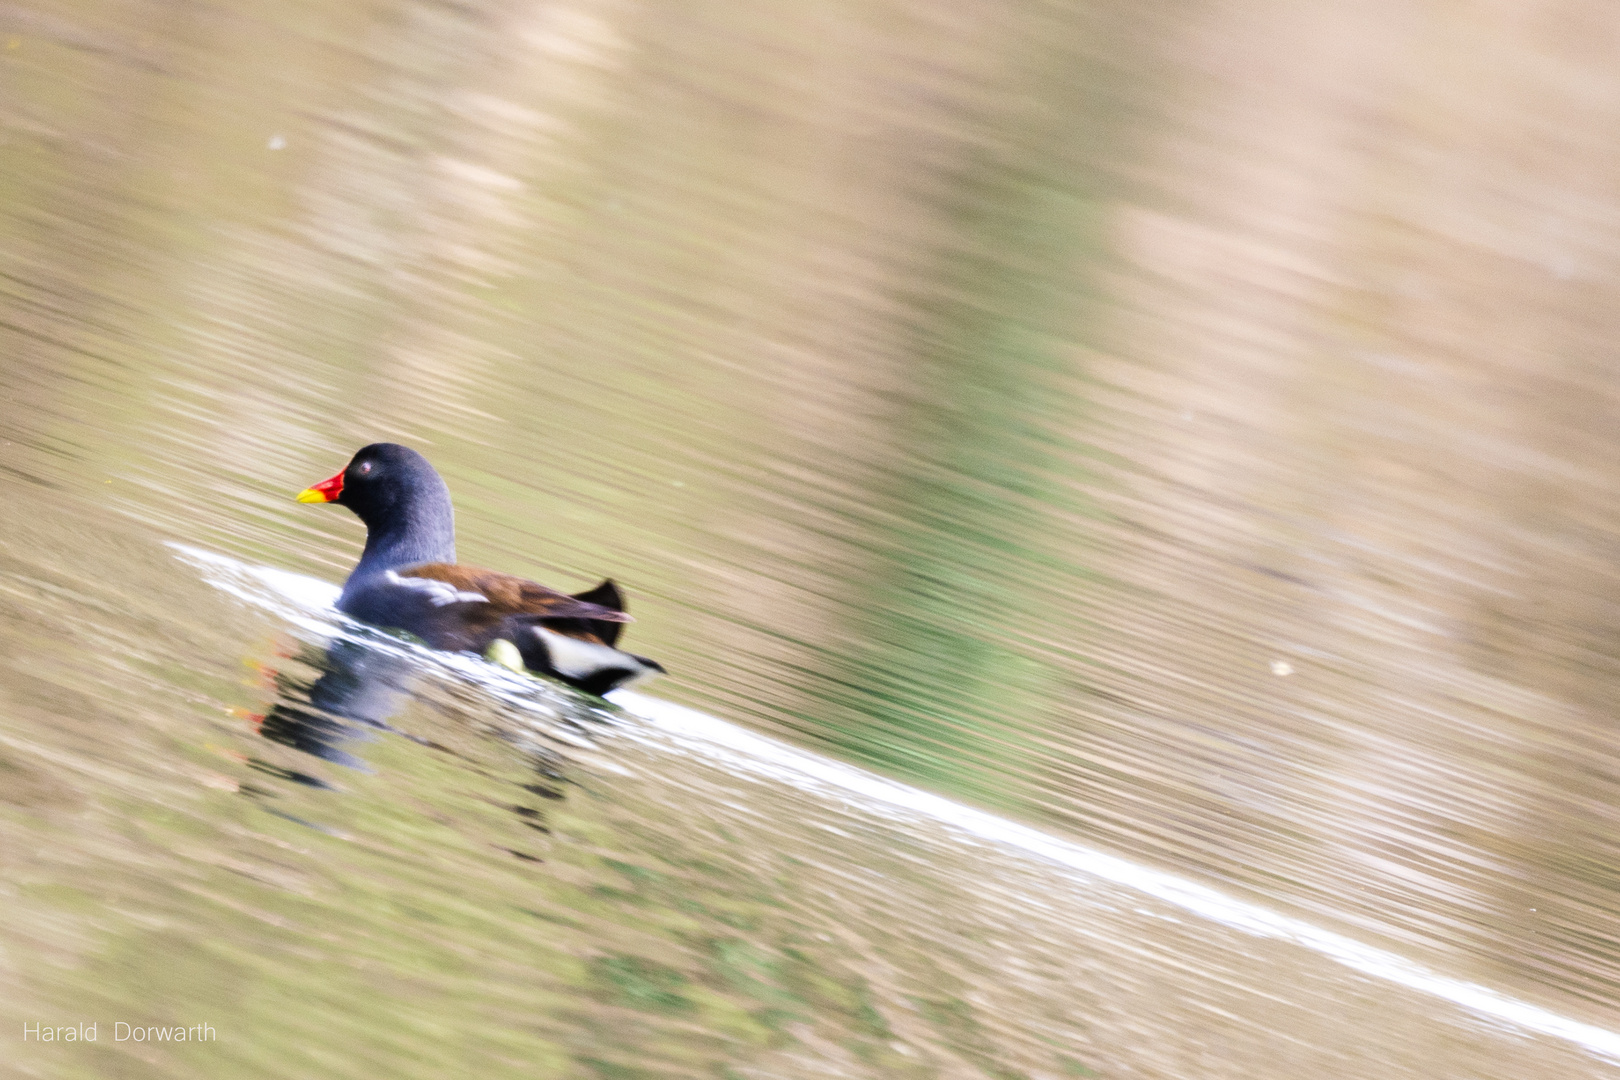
[399,563,632,623]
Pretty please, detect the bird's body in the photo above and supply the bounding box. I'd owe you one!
[299,443,663,695]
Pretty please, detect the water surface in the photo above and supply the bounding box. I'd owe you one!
[4,0,1620,1075]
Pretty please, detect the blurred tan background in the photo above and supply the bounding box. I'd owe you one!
[4,0,1620,1074]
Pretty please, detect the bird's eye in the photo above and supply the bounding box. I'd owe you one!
[358,461,373,475]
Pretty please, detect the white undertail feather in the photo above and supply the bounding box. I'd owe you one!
[530,626,634,679]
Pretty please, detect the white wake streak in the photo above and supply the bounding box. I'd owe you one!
[175,543,1620,1063]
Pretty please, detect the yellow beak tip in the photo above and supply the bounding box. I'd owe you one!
[295,488,331,504]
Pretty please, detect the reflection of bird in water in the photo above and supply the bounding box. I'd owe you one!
[255,636,419,773]
[297,443,664,695]
[247,636,567,862]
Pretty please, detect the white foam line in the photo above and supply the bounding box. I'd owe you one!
[174,544,1620,1063]
[609,692,1620,1061]
[172,543,342,623]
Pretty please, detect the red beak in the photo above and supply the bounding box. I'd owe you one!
[296,469,345,504]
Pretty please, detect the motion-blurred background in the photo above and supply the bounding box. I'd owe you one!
[3,0,1620,1077]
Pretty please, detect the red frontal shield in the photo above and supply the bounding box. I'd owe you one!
[296,469,345,504]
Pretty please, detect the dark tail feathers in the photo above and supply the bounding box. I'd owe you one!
[569,579,624,647]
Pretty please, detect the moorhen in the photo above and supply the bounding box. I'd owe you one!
[297,443,664,695]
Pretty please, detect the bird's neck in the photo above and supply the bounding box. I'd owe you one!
[348,505,456,582]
